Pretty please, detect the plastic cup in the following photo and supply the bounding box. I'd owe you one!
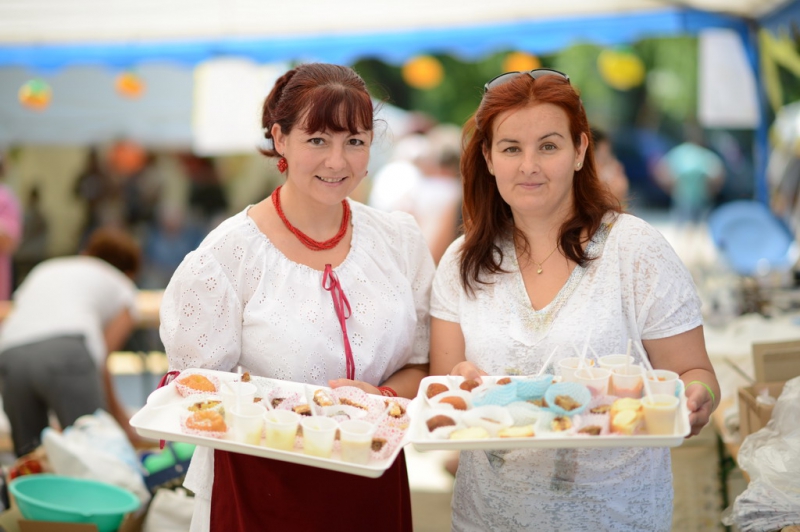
[338,419,377,464]
[641,394,680,435]
[300,416,338,458]
[264,410,301,451]
[220,381,257,422]
[611,365,645,398]
[573,367,611,396]
[645,370,679,396]
[228,402,266,445]
[597,354,635,371]
[557,357,595,382]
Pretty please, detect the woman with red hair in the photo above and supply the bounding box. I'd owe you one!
[430,70,718,531]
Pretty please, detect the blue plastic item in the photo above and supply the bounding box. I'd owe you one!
[707,200,796,276]
[9,474,140,532]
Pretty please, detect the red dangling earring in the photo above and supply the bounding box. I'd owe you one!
[277,157,288,173]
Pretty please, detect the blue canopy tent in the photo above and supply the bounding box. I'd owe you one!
[0,0,798,199]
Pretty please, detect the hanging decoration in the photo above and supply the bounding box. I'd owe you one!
[402,55,444,90]
[597,47,646,91]
[18,79,53,111]
[503,51,541,73]
[115,71,146,99]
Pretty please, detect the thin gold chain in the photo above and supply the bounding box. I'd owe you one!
[532,244,559,274]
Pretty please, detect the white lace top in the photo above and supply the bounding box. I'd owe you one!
[431,213,702,532]
[160,201,435,500]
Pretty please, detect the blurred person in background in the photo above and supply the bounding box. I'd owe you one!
[13,187,49,288]
[591,127,629,208]
[0,152,22,300]
[0,227,144,456]
[654,123,725,225]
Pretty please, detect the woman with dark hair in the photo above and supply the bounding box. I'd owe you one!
[160,63,433,531]
[430,70,718,531]
[0,227,142,456]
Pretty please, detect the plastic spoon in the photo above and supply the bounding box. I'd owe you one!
[536,346,559,377]
[625,339,633,373]
[640,363,654,403]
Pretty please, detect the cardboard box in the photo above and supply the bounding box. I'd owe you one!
[752,340,800,382]
[738,381,786,439]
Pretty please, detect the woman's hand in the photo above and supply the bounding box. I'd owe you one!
[328,378,381,396]
[684,382,714,437]
[448,361,487,383]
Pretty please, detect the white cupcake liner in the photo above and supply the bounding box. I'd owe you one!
[179,410,227,439]
[506,401,546,427]
[461,405,513,436]
[535,410,577,436]
[573,413,610,436]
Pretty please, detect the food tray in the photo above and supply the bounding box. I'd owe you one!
[130,369,409,478]
[408,375,691,451]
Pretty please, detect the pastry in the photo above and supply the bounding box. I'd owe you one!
[384,400,406,418]
[551,416,572,431]
[426,383,449,399]
[371,438,387,452]
[271,398,285,409]
[578,425,602,436]
[439,396,468,410]
[554,394,581,411]
[460,379,481,392]
[528,397,548,408]
[185,410,226,433]
[426,414,456,431]
[496,377,512,385]
[188,399,221,412]
[610,398,643,435]
[293,404,312,416]
[241,371,251,382]
[589,404,612,414]
[450,427,489,440]
[177,374,216,393]
[313,389,335,407]
[498,425,535,438]
[340,397,368,410]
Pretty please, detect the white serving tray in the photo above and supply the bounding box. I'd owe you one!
[130,369,408,479]
[409,376,691,452]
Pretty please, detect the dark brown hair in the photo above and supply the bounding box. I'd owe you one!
[83,227,141,277]
[259,63,374,157]
[459,73,620,295]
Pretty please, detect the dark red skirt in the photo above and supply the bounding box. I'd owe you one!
[210,449,413,532]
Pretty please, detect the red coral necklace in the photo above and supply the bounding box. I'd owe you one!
[271,185,350,251]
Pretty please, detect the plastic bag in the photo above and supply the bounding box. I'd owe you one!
[722,376,800,531]
[142,487,195,532]
[41,409,151,507]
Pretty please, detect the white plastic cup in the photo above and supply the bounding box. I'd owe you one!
[597,354,635,371]
[611,365,645,398]
[338,419,377,464]
[574,367,611,396]
[645,370,679,396]
[228,402,266,445]
[264,410,301,451]
[641,394,680,435]
[301,416,338,458]
[557,357,595,382]
[220,381,257,423]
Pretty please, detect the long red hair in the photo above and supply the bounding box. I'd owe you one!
[459,73,620,295]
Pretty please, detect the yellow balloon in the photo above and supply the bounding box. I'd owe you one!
[503,52,541,73]
[115,71,146,99]
[18,79,52,111]
[402,56,444,90]
[598,49,645,91]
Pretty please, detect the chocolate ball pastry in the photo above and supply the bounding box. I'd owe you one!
[496,377,512,385]
[459,379,481,392]
[439,396,468,410]
[426,382,449,399]
[426,414,456,431]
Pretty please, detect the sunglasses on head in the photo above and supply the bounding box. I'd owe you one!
[483,68,570,93]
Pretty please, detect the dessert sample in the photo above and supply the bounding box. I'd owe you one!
[496,377,512,385]
[340,397,368,410]
[426,382,449,399]
[426,414,456,431]
[185,410,227,433]
[439,396,468,410]
[384,400,406,418]
[551,417,572,432]
[610,398,643,435]
[498,425,535,438]
[313,389,335,407]
[293,404,312,416]
[578,426,602,436]
[460,379,481,392]
[188,399,222,412]
[241,371,251,382]
[450,427,490,440]
[589,404,612,414]
[176,373,217,395]
[554,395,581,411]
[528,397,548,408]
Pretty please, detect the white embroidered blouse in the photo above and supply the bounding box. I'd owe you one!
[431,213,703,532]
[160,201,435,500]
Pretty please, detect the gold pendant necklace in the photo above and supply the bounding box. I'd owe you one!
[533,244,559,274]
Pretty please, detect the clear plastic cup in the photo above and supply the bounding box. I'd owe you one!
[220,381,257,423]
[557,357,595,382]
[573,367,611,396]
[264,410,301,451]
[228,402,266,445]
[597,354,635,371]
[301,416,338,458]
[641,394,680,435]
[338,419,377,464]
[611,365,645,398]
[645,369,679,396]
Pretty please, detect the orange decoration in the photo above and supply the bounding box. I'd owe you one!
[402,55,444,90]
[115,71,145,98]
[503,52,541,73]
[18,79,52,111]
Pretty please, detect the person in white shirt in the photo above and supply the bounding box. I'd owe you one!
[0,227,142,456]
[430,69,719,531]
